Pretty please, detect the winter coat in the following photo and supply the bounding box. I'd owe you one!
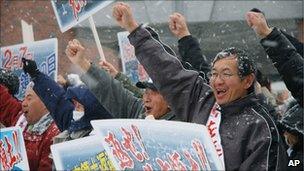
[0,84,60,171]
[128,26,288,171]
[281,30,303,58]
[32,72,112,132]
[260,27,303,107]
[113,33,210,100]
[0,84,22,126]
[279,101,303,136]
[280,101,303,171]
[115,72,143,98]
[80,64,177,121]
[178,35,210,80]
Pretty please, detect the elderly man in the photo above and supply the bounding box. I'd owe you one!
[65,39,176,121]
[0,73,60,171]
[106,2,288,170]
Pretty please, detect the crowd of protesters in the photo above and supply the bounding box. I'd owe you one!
[1,2,303,171]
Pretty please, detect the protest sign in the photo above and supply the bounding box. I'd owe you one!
[117,31,149,84]
[91,119,224,170]
[0,38,58,100]
[51,135,115,171]
[51,0,113,32]
[0,127,29,170]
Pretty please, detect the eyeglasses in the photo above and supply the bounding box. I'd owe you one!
[207,71,238,81]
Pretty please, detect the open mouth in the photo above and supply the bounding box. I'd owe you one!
[145,106,152,113]
[23,110,29,117]
[215,89,227,98]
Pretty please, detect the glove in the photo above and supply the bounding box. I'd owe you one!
[22,58,39,78]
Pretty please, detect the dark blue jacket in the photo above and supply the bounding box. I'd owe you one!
[33,72,112,132]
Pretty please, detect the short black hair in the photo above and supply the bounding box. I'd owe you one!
[212,47,257,93]
[256,69,271,90]
[212,47,256,78]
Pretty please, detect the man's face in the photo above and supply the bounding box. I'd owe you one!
[210,57,253,105]
[22,88,48,125]
[143,89,169,119]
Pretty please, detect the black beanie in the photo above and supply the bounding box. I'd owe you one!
[0,68,19,95]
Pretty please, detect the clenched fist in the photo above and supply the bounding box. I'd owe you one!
[112,2,139,33]
[65,39,91,72]
[245,11,272,38]
[169,12,190,39]
[99,60,119,78]
[22,58,39,78]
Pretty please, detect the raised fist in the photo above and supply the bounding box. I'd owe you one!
[65,39,85,65]
[99,60,119,78]
[112,2,138,32]
[169,12,190,39]
[245,9,272,38]
[65,39,91,72]
[22,58,39,78]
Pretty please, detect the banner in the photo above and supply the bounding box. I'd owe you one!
[117,31,149,84]
[51,0,113,32]
[91,119,224,170]
[51,135,115,171]
[0,127,29,170]
[0,38,58,100]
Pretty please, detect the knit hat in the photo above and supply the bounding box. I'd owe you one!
[0,68,19,95]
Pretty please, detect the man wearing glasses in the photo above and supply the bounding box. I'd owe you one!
[108,2,288,170]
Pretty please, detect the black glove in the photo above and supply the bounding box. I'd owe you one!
[22,58,39,78]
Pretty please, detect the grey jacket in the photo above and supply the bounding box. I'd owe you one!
[128,26,288,171]
[115,72,143,98]
[80,64,176,120]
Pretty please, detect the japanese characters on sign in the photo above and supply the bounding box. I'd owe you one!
[117,31,149,84]
[92,119,224,170]
[51,135,115,170]
[0,127,29,170]
[51,0,114,32]
[0,38,58,100]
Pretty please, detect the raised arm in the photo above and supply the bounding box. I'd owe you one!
[169,12,210,77]
[112,2,212,121]
[246,11,304,107]
[33,73,73,131]
[99,60,143,98]
[22,58,73,131]
[65,39,144,119]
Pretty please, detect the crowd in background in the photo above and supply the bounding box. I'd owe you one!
[0,2,303,171]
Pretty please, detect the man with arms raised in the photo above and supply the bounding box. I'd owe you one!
[107,2,287,170]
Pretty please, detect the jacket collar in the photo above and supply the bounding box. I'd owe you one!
[219,93,258,117]
[159,110,176,120]
[26,113,53,135]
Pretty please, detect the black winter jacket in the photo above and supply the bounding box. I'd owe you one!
[178,35,210,80]
[261,27,303,107]
[129,26,288,171]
